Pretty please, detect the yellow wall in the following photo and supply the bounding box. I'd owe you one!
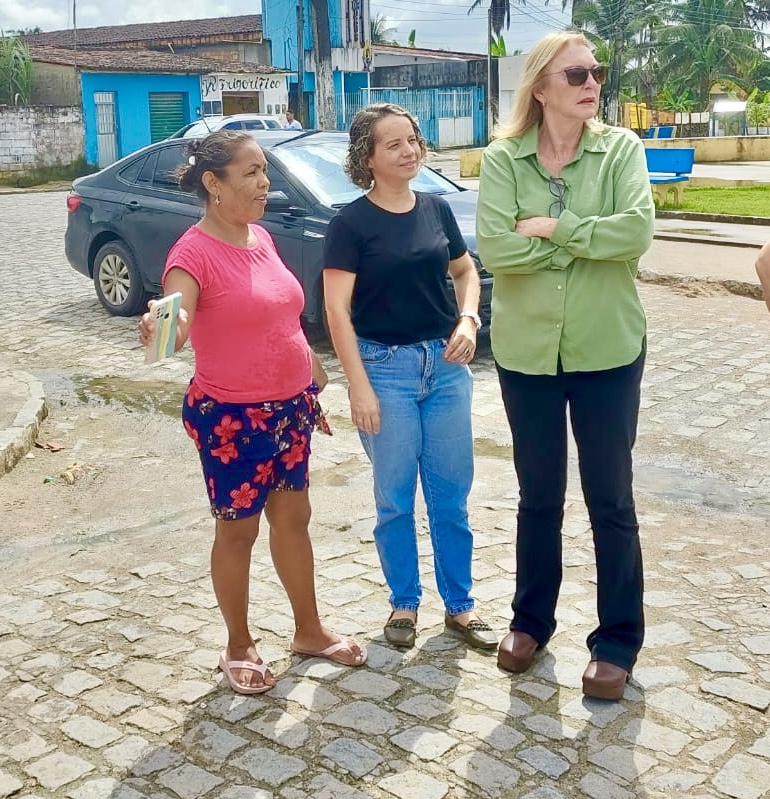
[459,148,484,177]
[459,136,770,176]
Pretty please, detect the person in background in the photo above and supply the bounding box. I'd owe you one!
[323,103,497,652]
[476,31,655,700]
[139,130,366,695]
[285,109,303,131]
[756,239,770,313]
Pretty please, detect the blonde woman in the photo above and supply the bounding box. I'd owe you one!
[477,32,655,700]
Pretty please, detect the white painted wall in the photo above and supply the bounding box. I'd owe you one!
[497,54,528,126]
[0,106,84,178]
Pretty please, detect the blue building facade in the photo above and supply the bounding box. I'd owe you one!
[80,73,201,166]
[263,1,486,147]
[263,0,370,129]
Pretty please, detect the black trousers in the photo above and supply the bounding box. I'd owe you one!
[496,347,645,671]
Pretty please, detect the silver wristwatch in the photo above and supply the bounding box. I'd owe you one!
[459,311,482,330]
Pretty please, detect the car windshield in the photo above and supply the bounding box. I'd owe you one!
[269,137,460,207]
[183,120,218,137]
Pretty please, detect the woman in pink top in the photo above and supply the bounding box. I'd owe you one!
[139,130,366,694]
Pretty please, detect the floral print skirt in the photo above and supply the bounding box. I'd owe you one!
[182,380,331,520]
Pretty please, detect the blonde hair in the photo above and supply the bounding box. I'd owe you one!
[494,31,602,140]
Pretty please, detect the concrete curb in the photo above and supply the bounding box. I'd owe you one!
[653,233,763,249]
[656,210,770,227]
[0,370,47,475]
[637,269,764,301]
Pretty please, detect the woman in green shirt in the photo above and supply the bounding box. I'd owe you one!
[476,31,655,700]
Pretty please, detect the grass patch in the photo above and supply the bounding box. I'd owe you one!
[662,185,770,217]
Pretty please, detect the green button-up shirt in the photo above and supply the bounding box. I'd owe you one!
[476,123,654,375]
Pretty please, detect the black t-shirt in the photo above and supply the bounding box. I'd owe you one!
[323,192,467,345]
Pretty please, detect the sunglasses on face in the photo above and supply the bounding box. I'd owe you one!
[545,65,608,86]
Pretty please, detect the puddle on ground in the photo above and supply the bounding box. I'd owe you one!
[38,371,185,417]
[313,459,362,487]
[470,441,769,520]
[31,372,769,519]
[635,462,770,519]
[77,377,185,417]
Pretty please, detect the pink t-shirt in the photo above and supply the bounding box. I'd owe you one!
[163,224,311,403]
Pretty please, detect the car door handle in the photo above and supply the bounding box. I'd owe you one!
[303,230,324,239]
[126,200,142,211]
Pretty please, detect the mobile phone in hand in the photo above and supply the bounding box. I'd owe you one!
[144,292,182,364]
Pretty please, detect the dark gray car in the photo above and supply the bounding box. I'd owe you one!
[65,131,492,328]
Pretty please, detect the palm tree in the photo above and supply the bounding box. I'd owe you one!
[741,0,770,26]
[370,13,398,45]
[572,0,647,124]
[467,1,514,36]
[657,0,762,108]
[562,0,590,24]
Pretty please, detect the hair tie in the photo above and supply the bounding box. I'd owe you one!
[188,155,196,166]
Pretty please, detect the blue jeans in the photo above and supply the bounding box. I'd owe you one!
[358,337,476,616]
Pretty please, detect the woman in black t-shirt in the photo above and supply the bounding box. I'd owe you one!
[323,103,497,651]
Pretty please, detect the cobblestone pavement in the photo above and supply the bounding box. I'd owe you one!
[1,192,770,799]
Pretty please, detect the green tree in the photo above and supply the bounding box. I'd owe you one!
[656,85,697,113]
[370,13,398,45]
[741,0,770,26]
[490,33,507,57]
[0,33,32,105]
[467,1,515,36]
[657,0,762,108]
[621,0,669,110]
[572,0,647,124]
[746,87,770,129]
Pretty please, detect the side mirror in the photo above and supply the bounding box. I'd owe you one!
[266,190,308,216]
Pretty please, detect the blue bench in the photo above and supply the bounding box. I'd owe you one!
[645,147,695,207]
[644,125,677,139]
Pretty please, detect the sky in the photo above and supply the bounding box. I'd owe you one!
[0,1,572,55]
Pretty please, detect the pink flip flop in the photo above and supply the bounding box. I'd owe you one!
[290,638,368,667]
[218,651,274,695]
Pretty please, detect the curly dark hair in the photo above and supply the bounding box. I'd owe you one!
[345,103,427,189]
[175,130,254,202]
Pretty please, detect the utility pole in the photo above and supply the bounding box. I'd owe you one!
[487,8,492,139]
[296,1,304,120]
[73,0,78,51]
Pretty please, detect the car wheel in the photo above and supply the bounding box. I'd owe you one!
[93,241,151,316]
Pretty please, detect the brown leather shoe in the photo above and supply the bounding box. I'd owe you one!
[582,660,630,700]
[497,631,539,674]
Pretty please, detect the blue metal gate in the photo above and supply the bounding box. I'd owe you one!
[340,86,486,149]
